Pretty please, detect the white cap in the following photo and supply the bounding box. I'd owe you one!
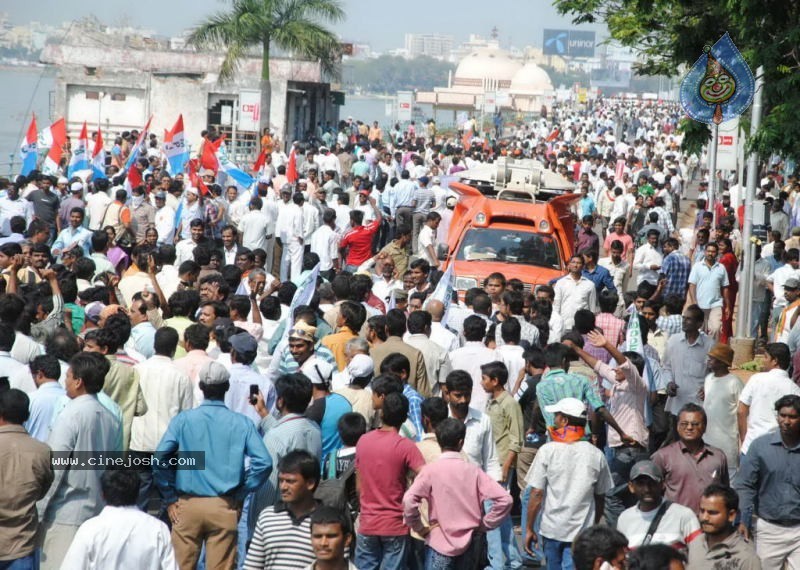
[70,181,84,192]
[258,175,271,184]
[305,359,335,385]
[186,187,199,196]
[346,354,374,379]
[57,176,68,185]
[544,397,587,418]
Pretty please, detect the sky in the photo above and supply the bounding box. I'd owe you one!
[7,0,605,52]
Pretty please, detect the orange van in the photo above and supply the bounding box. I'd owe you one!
[441,161,579,296]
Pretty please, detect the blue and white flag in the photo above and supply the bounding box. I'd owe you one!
[67,122,90,178]
[20,115,37,176]
[425,264,455,326]
[282,263,321,341]
[217,142,255,189]
[164,115,189,176]
[91,127,107,180]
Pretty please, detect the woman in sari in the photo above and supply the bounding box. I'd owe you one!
[718,237,738,343]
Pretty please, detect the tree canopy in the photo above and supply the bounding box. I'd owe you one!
[553,0,800,159]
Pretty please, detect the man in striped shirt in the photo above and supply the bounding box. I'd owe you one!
[244,450,320,569]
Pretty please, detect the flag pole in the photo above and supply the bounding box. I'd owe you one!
[709,122,720,228]
[735,66,764,340]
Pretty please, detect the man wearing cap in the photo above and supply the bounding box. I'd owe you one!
[334,353,376,423]
[57,182,85,233]
[154,361,271,570]
[284,321,332,379]
[524,397,614,567]
[226,332,277,426]
[305,356,352,467]
[702,343,744,478]
[354,185,377,224]
[153,191,176,245]
[616,460,700,549]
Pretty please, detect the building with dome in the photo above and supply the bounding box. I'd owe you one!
[416,42,554,116]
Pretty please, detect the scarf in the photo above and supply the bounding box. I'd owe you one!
[776,299,800,339]
[548,425,586,443]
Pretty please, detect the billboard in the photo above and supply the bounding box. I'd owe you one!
[716,118,740,171]
[397,91,413,121]
[543,29,596,58]
[238,89,261,132]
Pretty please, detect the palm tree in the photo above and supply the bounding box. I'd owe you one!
[188,0,345,135]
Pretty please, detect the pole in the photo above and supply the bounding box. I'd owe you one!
[709,122,719,228]
[735,66,764,339]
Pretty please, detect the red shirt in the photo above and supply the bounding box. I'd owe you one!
[355,429,425,535]
[340,220,380,266]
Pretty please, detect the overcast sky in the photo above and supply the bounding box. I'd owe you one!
[8,0,605,51]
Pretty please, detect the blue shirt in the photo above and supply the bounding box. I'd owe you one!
[582,264,616,295]
[661,251,691,298]
[403,384,424,441]
[388,180,417,216]
[24,381,66,443]
[688,260,729,309]
[52,225,92,257]
[579,196,596,218]
[154,399,271,504]
[305,393,352,466]
[536,369,605,433]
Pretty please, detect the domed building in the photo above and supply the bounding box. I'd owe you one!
[416,45,553,116]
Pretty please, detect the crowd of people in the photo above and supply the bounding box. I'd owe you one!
[0,98,799,570]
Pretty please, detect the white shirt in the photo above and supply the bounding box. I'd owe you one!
[83,192,112,231]
[130,355,193,453]
[703,372,743,469]
[1,351,35,393]
[239,209,272,252]
[301,202,319,240]
[372,275,401,306]
[418,225,437,266]
[739,367,800,453]
[175,238,198,267]
[309,224,339,271]
[61,505,177,570]
[453,406,501,480]
[633,243,664,285]
[526,440,614,542]
[275,203,304,243]
[0,196,33,235]
[429,322,460,353]
[154,205,176,244]
[450,341,496,411]
[553,275,599,330]
[493,344,526,397]
[616,500,700,548]
[767,265,800,309]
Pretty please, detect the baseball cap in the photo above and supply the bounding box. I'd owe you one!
[199,361,230,385]
[630,460,664,482]
[305,359,335,385]
[358,189,370,195]
[347,354,374,379]
[229,332,258,358]
[84,301,106,325]
[70,181,83,192]
[785,277,800,290]
[288,321,316,343]
[418,176,430,186]
[432,176,441,185]
[543,397,587,418]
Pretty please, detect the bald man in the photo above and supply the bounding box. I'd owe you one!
[426,299,460,352]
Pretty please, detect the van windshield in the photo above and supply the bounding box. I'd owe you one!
[456,228,561,269]
[455,228,562,269]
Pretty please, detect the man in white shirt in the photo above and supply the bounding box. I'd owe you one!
[633,230,664,286]
[61,469,177,570]
[427,299,460,353]
[767,249,800,313]
[153,192,176,245]
[239,196,273,253]
[449,315,496,411]
[0,182,33,236]
[24,354,65,442]
[276,192,305,282]
[738,342,800,454]
[616,460,700,549]
[553,255,599,330]
[310,208,340,281]
[130,328,192,510]
[417,211,441,269]
[174,219,206,267]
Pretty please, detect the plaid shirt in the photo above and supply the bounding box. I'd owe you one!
[656,314,683,336]
[403,384,424,441]
[596,312,625,347]
[662,251,691,299]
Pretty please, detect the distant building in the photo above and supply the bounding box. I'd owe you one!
[39,25,341,158]
[404,33,454,60]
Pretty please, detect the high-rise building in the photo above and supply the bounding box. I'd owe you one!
[404,33,454,59]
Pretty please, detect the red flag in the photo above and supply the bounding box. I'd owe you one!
[200,136,224,173]
[253,148,268,173]
[546,127,560,142]
[43,118,67,173]
[286,148,298,184]
[187,158,210,196]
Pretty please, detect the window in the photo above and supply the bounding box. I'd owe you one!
[85,91,99,100]
[455,228,561,269]
[111,93,126,101]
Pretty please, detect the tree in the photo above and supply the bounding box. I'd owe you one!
[553,0,800,159]
[188,0,345,135]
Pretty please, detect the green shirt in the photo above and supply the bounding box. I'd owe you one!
[536,369,605,433]
[485,390,524,464]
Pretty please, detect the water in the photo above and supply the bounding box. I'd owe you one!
[0,66,55,175]
[341,95,461,131]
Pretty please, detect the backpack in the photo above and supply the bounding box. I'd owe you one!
[314,452,357,515]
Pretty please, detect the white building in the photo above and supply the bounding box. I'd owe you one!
[404,33,454,60]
